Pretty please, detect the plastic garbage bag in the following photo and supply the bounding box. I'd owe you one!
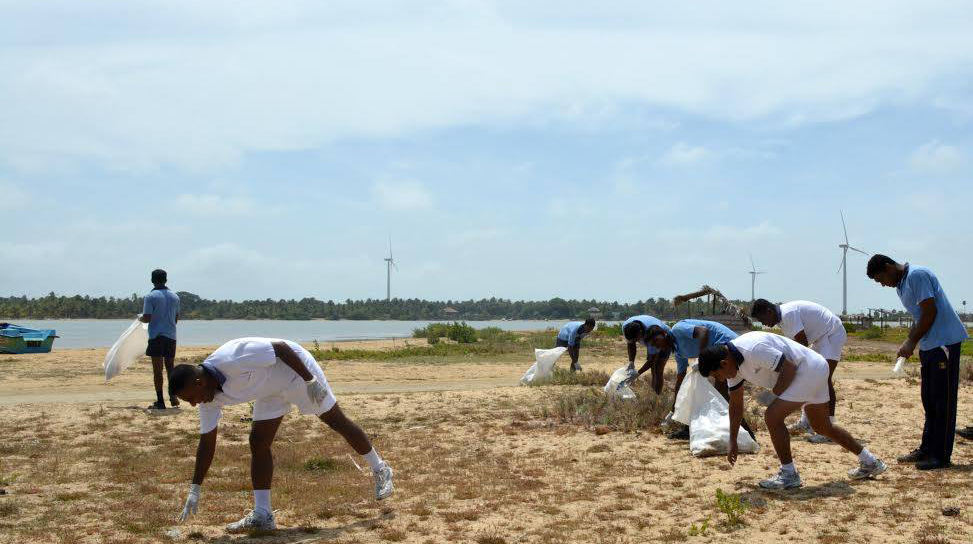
[520,346,568,385]
[104,318,149,381]
[603,365,637,400]
[672,365,759,457]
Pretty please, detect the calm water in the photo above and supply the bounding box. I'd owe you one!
[2,319,572,349]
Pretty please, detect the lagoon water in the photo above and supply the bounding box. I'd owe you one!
[3,319,574,349]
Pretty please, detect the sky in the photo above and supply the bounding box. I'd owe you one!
[2,0,972,315]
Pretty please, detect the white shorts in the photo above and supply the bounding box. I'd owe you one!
[778,354,830,405]
[253,355,337,422]
[810,326,846,362]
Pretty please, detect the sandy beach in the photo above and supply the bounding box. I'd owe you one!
[0,337,970,543]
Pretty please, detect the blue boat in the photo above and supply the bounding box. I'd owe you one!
[0,323,58,354]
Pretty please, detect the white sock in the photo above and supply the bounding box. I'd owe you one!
[858,448,876,465]
[829,416,836,424]
[799,410,809,425]
[363,448,383,471]
[781,462,797,474]
[253,489,271,516]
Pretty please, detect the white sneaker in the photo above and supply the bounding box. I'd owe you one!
[758,469,803,490]
[805,432,833,444]
[848,459,887,480]
[226,509,276,533]
[787,419,811,435]
[374,462,394,500]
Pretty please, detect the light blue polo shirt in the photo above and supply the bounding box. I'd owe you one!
[557,322,590,347]
[142,288,180,340]
[896,264,968,351]
[671,319,738,373]
[622,315,671,354]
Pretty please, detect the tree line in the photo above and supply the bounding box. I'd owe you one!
[0,292,748,321]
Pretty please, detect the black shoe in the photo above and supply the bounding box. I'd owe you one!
[570,362,582,372]
[169,397,181,408]
[916,457,951,471]
[148,400,166,410]
[957,426,973,440]
[667,426,690,440]
[896,449,928,463]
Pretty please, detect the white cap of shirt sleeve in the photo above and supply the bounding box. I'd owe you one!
[199,403,223,434]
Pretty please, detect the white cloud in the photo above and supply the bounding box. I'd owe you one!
[174,194,256,216]
[371,181,433,211]
[908,140,964,174]
[658,142,711,166]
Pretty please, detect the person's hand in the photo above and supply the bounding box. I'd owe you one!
[178,484,200,522]
[726,442,739,467]
[896,340,917,360]
[306,377,328,405]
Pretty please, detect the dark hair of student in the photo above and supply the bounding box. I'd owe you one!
[623,321,644,342]
[698,345,729,377]
[866,254,897,279]
[583,318,596,328]
[168,364,197,399]
[750,298,775,318]
[151,268,168,285]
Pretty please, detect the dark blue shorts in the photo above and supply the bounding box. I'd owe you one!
[146,336,176,358]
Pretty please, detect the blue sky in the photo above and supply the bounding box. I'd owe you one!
[2,1,972,314]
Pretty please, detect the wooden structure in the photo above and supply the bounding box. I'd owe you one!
[672,285,753,333]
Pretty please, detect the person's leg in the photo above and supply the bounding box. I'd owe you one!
[765,398,804,466]
[320,404,374,456]
[569,344,581,372]
[918,349,936,454]
[826,359,838,417]
[650,358,665,395]
[151,356,165,406]
[164,355,178,406]
[805,402,862,454]
[925,344,959,466]
[670,371,686,413]
[250,417,284,494]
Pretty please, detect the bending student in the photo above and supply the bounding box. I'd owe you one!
[699,332,886,489]
[621,315,672,394]
[169,337,394,532]
[751,298,846,444]
[555,318,596,372]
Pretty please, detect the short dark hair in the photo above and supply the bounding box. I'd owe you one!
[168,364,198,399]
[750,298,775,318]
[623,321,644,342]
[645,326,668,344]
[151,269,167,285]
[583,318,596,328]
[866,254,896,279]
[698,345,728,377]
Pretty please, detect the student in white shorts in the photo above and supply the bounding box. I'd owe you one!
[751,299,847,443]
[698,331,886,489]
[168,338,394,532]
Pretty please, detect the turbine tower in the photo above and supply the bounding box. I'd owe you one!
[384,236,397,301]
[749,253,765,302]
[837,211,867,316]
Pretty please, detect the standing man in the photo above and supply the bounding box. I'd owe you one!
[867,254,968,470]
[555,318,596,372]
[141,268,180,410]
[699,332,886,489]
[750,299,847,444]
[169,337,394,532]
[621,315,672,394]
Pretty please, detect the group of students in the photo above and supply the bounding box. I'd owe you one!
[556,253,969,490]
[139,251,969,532]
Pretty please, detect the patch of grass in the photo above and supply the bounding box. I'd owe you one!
[54,491,88,502]
[0,502,19,517]
[527,367,610,387]
[962,359,972,383]
[915,522,949,544]
[380,528,407,542]
[844,353,894,363]
[687,519,710,536]
[303,457,344,472]
[412,322,478,344]
[539,380,672,432]
[715,488,747,527]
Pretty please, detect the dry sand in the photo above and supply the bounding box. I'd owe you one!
[0,338,970,543]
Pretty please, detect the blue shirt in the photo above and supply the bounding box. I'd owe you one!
[896,264,968,351]
[671,319,738,370]
[142,288,180,340]
[557,322,590,347]
[622,315,671,353]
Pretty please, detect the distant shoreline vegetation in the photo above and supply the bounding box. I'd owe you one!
[0,292,735,321]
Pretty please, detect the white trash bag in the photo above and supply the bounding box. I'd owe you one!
[672,365,759,457]
[520,346,568,385]
[603,365,637,400]
[103,318,149,381]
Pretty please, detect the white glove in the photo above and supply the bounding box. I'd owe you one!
[306,377,328,405]
[178,484,200,522]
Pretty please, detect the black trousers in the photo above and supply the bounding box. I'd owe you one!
[918,342,960,462]
[554,338,581,364]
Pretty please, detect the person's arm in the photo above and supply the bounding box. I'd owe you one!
[693,326,709,353]
[568,344,580,365]
[271,341,313,381]
[627,342,637,366]
[899,298,937,358]
[727,385,744,466]
[140,296,152,323]
[793,330,808,347]
[771,357,798,396]
[192,429,217,485]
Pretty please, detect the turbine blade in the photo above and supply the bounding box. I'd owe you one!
[837,257,844,274]
[391,260,398,271]
[749,253,756,272]
[848,246,868,255]
[840,211,849,245]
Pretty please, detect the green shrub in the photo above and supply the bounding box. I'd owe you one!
[446,322,478,344]
[526,367,610,387]
[591,322,622,337]
[842,322,858,333]
[539,379,673,432]
[477,326,517,342]
[303,457,344,472]
[861,326,884,339]
[715,488,747,527]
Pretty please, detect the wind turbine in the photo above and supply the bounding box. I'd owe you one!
[749,253,766,302]
[384,236,397,302]
[837,211,867,316]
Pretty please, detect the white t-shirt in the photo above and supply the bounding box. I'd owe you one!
[778,301,841,345]
[726,331,819,391]
[197,337,317,433]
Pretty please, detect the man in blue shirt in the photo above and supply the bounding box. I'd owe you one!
[555,318,596,372]
[621,315,672,394]
[867,254,969,470]
[140,269,181,410]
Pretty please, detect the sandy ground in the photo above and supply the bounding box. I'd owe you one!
[0,337,971,544]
